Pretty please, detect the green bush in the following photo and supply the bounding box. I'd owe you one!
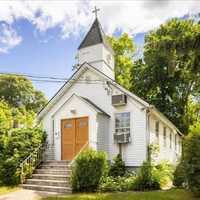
[184,123,200,196]
[99,176,136,192]
[99,176,121,192]
[173,161,186,187]
[0,156,20,185]
[133,161,160,191]
[109,154,126,177]
[0,128,46,185]
[71,149,108,192]
[154,161,174,188]
[132,160,174,191]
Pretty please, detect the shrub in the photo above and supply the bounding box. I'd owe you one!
[0,156,20,185]
[133,161,160,191]
[71,149,108,192]
[99,176,136,192]
[154,160,174,188]
[133,160,174,191]
[109,154,126,177]
[173,161,186,187]
[99,176,121,192]
[0,128,45,185]
[184,123,200,196]
[118,176,136,191]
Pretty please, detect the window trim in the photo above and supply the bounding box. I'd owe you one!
[114,111,132,137]
[155,121,160,143]
[169,131,172,149]
[163,127,167,147]
[175,134,177,151]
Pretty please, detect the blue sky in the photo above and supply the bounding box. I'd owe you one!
[0,18,81,99]
[0,1,199,99]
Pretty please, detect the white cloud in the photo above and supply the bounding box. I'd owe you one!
[93,0,200,35]
[0,0,200,52]
[0,23,22,53]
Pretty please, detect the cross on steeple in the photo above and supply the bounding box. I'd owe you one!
[92,6,100,18]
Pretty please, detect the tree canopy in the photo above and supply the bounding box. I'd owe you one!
[108,33,135,90]
[0,75,47,113]
[131,18,200,134]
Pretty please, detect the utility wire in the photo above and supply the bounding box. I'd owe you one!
[0,72,68,80]
[0,72,107,84]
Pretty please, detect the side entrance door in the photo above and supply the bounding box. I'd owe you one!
[61,117,88,160]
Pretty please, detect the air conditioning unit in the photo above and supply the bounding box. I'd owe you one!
[112,94,127,106]
[114,133,130,144]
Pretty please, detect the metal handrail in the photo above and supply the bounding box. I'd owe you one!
[19,143,45,184]
[69,141,89,166]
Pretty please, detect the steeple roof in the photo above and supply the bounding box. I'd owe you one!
[78,18,113,53]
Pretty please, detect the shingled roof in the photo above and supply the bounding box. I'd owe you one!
[78,18,113,53]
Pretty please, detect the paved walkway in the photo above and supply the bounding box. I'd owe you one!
[0,189,60,200]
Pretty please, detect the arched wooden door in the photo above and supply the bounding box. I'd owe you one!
[61,117,88,160]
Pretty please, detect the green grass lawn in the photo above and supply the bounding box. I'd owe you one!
[40,189,199,200]
[0,186,19,195]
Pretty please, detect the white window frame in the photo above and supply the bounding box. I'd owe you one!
[179,138,182,153]
[163,127,167,147]
[114,112,131,136]
[169,131,172,149]
[155,121,159,143]
[175,134,177,151]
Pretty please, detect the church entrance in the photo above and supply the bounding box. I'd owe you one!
[61,117,88,160]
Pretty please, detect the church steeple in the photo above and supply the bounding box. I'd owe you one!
[77,8,115,80]
[78,18,113,54]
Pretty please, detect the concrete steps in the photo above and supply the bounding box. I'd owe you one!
[35,169,71,175]
[22,184,72,193]
[40,164,70,169]
[26,179,69,187]
[21,160,72,193]
[32,174,70,181]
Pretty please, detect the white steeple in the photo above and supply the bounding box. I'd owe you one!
[77,11,115,80]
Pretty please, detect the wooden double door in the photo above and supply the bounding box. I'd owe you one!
[61,117,88,160]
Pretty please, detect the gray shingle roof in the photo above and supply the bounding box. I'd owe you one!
[78,18,113,53]
[80,96,110,117]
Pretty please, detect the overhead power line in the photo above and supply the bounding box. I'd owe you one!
[0,72,107,84]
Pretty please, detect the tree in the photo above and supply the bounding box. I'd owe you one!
[0,100,13,130]
[108,33,136,90]
[0,75,47,113]
[183,122,200,196]
[109,154,126,177]
[131,19,200,134]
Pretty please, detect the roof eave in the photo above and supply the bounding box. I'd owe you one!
[149,106,183,137]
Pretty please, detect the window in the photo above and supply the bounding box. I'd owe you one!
[155,121,159,142]
[169,131,172,149]
[179,138,182,153]
[175,134,177,151]
[115,112,130,135]
[163,127,167,147]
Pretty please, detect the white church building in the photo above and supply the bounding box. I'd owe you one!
[38,17,182,168]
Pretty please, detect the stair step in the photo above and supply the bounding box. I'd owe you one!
[40,165,70,169]
[44,160,71,164]
[35,169,71,175]
[22,184,72,193]
[26,179,69,187]
[32,174,70,181]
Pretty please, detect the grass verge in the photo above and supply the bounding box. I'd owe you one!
[40,189,199,200]
[0,186,19,195]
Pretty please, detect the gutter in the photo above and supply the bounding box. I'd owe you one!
[148,105,183,137]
